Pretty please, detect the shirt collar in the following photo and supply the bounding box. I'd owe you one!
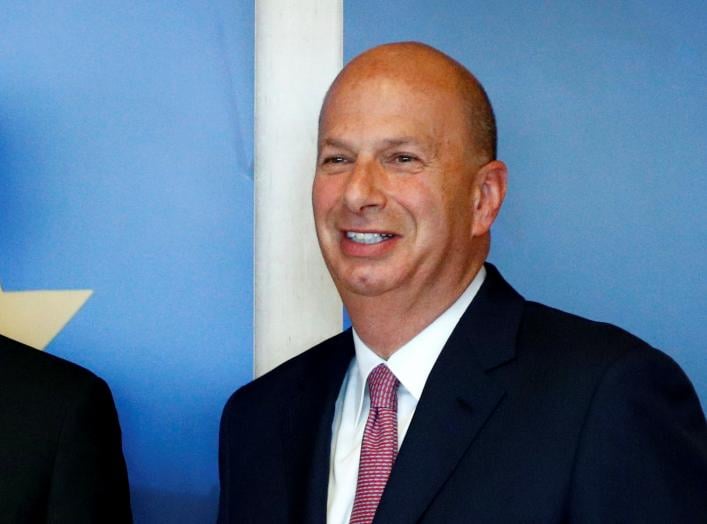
[350,265,487,423]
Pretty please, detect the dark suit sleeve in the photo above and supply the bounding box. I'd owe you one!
[217,395,235,524]
[46,375,132,524]
[569,347,707,523]
[217,387,289,524]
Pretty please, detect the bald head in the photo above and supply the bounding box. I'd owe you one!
[313,42,508,354]
[320,42,497,163]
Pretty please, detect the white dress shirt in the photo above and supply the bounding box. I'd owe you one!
[326,266,487,523]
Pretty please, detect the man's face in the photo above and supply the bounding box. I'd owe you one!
[312,74,485,304]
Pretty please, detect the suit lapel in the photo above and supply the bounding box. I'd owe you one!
[280,331,354,524]
[374,264,524,523]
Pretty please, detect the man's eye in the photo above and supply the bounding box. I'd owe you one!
[323,156,348,164]
[395,154,417,163]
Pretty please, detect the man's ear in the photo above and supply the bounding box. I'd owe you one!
[471,160,507,237]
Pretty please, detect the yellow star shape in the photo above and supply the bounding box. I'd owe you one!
[0,282,92,350]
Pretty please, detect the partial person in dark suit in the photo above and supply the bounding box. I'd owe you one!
[218,42,707,523]
[0,334,132,523]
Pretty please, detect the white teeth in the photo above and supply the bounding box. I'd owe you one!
[346,231,394,244]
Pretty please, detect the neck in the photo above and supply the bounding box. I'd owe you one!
[345,259,485,359]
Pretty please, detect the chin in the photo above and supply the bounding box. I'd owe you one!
[346,284,388,298]
[336,270,396,298]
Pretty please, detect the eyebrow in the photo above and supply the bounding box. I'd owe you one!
[319,137,422,150]
[319,138,353,150]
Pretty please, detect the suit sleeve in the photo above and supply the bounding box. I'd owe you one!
[217,395,235,524]
[46,375,132,524]
[217,388,286,524]
[569,347,707,523]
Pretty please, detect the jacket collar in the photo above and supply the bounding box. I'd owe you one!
[374,263,524,523]
[281,263,524,523]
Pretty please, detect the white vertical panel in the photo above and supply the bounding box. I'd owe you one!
[254,0,343,376]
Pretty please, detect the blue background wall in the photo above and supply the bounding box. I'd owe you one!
[345,1,706,406]
[1,2,253,522]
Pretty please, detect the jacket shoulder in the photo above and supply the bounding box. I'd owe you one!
[0,336,131,523]
[507,300,699,407]
[520,301,657,363]
[222,329,353,417]
[0,335,105,402]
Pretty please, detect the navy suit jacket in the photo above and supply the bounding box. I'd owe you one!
[218,265,707,523]
[0,335,132,523]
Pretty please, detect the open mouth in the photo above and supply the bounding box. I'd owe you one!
[345,231,396,245]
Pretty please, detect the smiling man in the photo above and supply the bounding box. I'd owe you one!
[218,42,707,523]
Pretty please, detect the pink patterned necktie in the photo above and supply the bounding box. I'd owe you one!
[350,364,400,524]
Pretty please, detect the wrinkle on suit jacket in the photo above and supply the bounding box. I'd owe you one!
[0,335,132,524]
[218,264,707,523]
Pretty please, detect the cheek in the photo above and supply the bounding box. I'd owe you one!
[398,182,448,227]
[438,176,474,223]
[412,192,469,247]
[312,177,338,218]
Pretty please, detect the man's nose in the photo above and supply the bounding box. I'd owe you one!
[343,159,386,214]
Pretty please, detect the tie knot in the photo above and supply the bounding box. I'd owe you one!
[367,364,399,409]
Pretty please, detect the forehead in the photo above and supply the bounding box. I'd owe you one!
[319,74,465,143]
